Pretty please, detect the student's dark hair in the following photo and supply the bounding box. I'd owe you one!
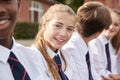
[76,1,112,37]
[111,9,120,54]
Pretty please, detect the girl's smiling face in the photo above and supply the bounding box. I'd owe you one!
[104,13,120,40]
[43,12,75,51]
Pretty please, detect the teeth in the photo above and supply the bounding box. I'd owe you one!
[57,39,64,42]
[0,20,8,25]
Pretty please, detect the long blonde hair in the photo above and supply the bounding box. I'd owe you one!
[34,4,76,80]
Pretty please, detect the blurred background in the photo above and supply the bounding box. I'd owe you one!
[15,0,120,46]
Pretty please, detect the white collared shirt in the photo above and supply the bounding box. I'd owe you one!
[62,32,102,80]
[0,39,49,80]
[89,34,120,77]
[31,44,79,80]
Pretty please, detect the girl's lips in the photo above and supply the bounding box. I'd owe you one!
[55,37,65,45]
[108,29,115,33]
[57,38,64,42]
[55,37,64,42]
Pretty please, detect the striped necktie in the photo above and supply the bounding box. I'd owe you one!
[86,51,94,80]
[8,51,31,80]
[54,54,69,80]
[105,43,111,72]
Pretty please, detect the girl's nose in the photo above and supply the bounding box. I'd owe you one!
[59,28,67,37]
[109,24,115,29]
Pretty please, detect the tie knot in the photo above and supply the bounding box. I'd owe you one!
[54,54,62,67]
[86,51,89,59]
[8,52,19,64]
[54,54,69,80]
[105,43,109,47]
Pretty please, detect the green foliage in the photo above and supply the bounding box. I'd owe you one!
[14,22,39,39]
[56,0,84,12]
[70,0,84,12]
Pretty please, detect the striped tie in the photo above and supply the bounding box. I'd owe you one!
[86,51,94,80]
[54,54,69,80]
[8,52,31,80]
[105,43,111,72]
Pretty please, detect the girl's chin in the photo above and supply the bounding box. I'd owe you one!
[53,45,62,49]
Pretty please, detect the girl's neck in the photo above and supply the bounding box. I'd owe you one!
[44,40,57,53]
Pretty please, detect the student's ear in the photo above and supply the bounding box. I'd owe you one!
[42,23,47,31]
[43,22,48,30]
[43,24,47,30]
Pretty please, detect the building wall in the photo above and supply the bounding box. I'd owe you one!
[17,0,55,22]
[35,0,55,13]
[18,0,30,22]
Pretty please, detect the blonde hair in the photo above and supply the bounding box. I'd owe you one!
[34,4,76,80]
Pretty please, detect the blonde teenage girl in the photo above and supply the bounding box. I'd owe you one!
[31,4,78,80]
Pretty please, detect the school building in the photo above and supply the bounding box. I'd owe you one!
[18,0,120,23]
[18,0,56,22]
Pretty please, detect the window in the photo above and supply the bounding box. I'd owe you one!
[30,1,43,22]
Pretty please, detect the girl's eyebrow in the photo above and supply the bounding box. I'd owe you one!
[56,22,74,28]
[56,22,63,25]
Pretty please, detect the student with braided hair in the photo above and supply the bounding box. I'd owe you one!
[31,4,78,80]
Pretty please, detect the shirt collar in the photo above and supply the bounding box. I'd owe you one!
[46,46,60,59]
[0,45,10,63]
[98,34,109,44]
[75,32,89,55]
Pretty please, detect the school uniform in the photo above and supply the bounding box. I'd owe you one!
[89,34,120,77]
[0,38,49,80]
[62,32,102,80]
[31,44,79,80]
[116,50,120,74]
